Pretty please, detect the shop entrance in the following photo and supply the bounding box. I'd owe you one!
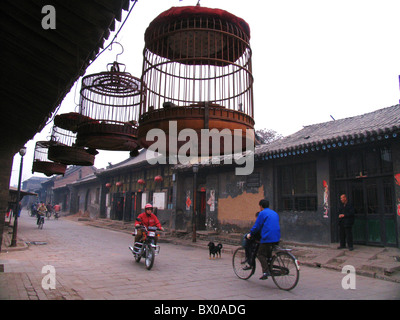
[331,145,397,247]
[112,195,124,221]
[335,176,397,247]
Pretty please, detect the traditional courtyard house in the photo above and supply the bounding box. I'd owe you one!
[41,177,55,205]
[96,149,174,226]
[52,166,97,213]
[21,176,47,207]
[68,170,103,218]
[173,105,400,248]
[172,152,264,233]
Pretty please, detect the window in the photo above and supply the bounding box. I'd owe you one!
[332,146,393,178]
[167,187,174,209]
[278,162,317,211]
[380,146,392,173]
[95,188,100,204]
[383,178,394,214]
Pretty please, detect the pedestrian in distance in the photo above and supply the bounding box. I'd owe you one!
[46,202,53,219]
[36,202,47,225]
[337,194,355,251]
[53,203,61,219]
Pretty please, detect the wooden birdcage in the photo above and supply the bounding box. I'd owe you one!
[138,5,255,156]
[76,61,144,153]
[47,123,96,166]
[32,141,66,177]
[53,112,94,133]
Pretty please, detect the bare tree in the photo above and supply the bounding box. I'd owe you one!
[255,128,283,144]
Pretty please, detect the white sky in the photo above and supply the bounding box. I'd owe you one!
[10,0,400,186]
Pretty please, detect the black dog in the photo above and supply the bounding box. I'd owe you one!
[208,242,223,259]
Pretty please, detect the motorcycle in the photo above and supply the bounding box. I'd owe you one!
[129,218,161,270]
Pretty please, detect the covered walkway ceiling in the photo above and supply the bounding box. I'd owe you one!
[0,0,132,153]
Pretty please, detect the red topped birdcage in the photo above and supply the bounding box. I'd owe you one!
[76,61,144,154]
[138,5,255,156]
[32,141,66,177]
[47,123,96,166]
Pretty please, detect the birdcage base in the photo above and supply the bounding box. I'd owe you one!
[138,105,254,156]
[54,112,97,132]
[32,161,66,177]
[76,122,139,151]
[48,145,95,166]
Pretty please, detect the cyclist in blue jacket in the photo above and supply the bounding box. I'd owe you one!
[247,199,281,279]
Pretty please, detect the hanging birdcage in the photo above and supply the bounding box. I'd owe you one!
[32,141,66,177]
[53,112,94,133]
[47,123,96,166]
[76,61,144,153]
[138,5,255,156]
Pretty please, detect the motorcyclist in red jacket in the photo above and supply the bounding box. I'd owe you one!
[134,203,164,244]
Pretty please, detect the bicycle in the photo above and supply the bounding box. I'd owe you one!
[37,216,45,229]
[232,241,300,291]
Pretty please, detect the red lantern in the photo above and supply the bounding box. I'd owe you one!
[154,175,163,182]
[137,179,145,185]
[105,183,112,188]
[116,181,123,187]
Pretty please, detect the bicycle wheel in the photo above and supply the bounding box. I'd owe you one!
[145,245,155,270]
[270,252,299,291]
[232,247,255,280]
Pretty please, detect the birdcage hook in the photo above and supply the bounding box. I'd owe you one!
[107,41,126,73]
[109,41,124,62]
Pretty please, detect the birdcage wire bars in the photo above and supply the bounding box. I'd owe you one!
[32,141,66,177]
[76,62,144,152]
[138,6,255,154]
[47,125,96,166]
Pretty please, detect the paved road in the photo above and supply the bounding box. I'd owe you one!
[1,212,399,301]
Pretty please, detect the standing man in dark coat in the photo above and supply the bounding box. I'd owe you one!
[337,194,355,251]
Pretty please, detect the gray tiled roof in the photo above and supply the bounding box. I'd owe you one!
[257,104,400,156]
[96,148,164,175]
[98,104,400,172]
[174,104,400,170]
